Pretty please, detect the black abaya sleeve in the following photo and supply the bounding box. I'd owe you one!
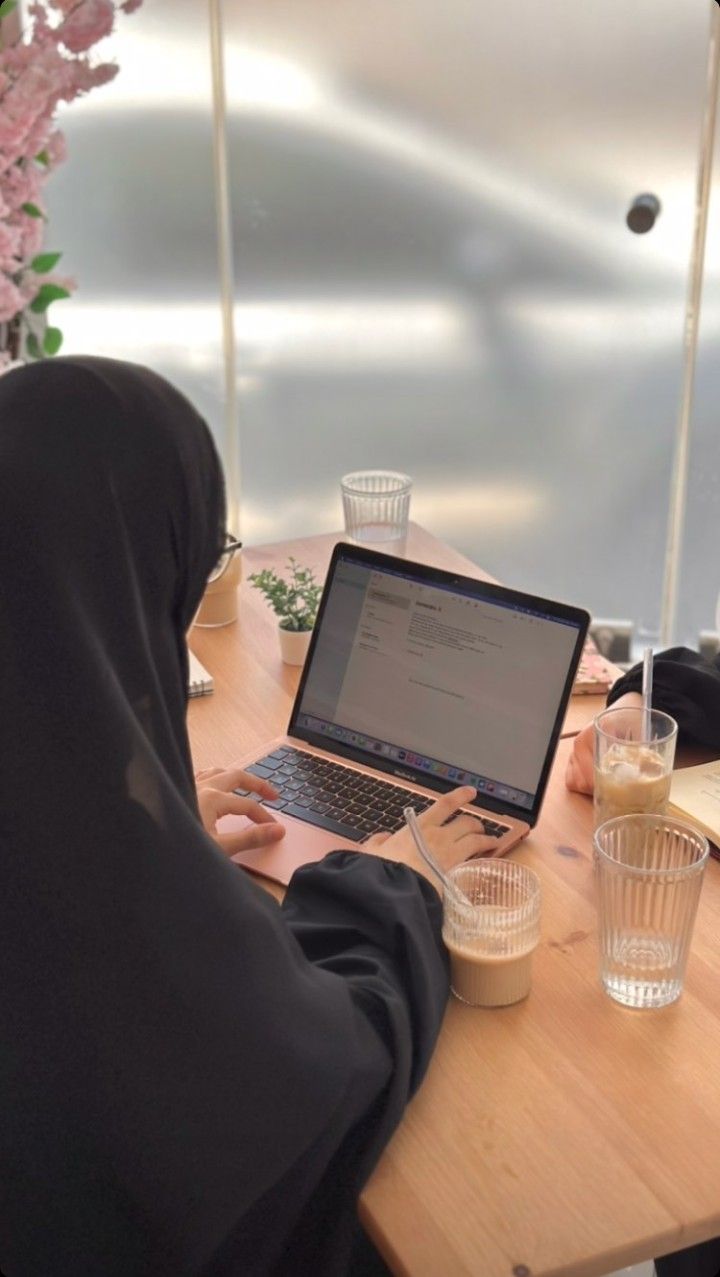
[201,852,449,1277]
[281,851,450,1097]
[608,647,720,751]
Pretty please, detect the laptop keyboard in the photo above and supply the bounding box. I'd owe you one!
[233,746,511,845]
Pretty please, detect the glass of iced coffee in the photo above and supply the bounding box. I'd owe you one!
[594,706,677,828]
[442,861,541,1007]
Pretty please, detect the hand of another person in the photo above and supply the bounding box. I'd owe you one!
[195,765,285,857]
[365,786,499,888]
[565,722,595,794]
[565,691,644,795]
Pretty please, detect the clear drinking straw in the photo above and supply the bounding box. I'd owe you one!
[403,806,470,905]
[642,646,653,741]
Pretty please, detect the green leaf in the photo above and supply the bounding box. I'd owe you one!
[29,283,71,314]
[43,326,63,356]
[26,333,41,360]
[21,202,44,219]
[0,0,19,17]
[30,251,62,274]
[35,150,50,167]
[248,559,320,628]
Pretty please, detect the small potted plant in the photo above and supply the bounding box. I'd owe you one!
[249,557,323,665]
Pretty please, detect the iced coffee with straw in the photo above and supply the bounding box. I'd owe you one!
[594,706,677,828]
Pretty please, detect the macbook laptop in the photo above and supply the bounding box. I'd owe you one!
[221,542,589,885]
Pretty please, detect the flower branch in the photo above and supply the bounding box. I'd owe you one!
[0,0,142,369]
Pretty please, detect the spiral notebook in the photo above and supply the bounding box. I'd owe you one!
[188,650,214,698]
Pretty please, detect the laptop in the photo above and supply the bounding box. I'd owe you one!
[221,542,589,886]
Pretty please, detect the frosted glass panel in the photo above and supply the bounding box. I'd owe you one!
[226,0,710,637]
[676,117,720,649]
[43,0,226,455]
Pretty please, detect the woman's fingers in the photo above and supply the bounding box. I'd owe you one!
[194,766,224,782]
[364,830,392,848]
[197,789,285,858]
[195,782,285,858]
[215,792,281,825]
[416,786,477,828]
[467,834,505,859]
[196,765,278,802]
[443,813,496,842]
[216,822,285,858]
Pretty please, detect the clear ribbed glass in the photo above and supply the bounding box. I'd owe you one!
[340,471,412,549]
[594,814,709,1009]
[442,861,541,1007]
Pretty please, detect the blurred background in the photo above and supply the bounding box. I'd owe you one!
[47,0,720,655]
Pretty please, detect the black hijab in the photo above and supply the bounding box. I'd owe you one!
[0,357,448,1277]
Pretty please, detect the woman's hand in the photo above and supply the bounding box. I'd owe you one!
[195,765,285,857]
[365,786,499,888]
[565,691,643,794]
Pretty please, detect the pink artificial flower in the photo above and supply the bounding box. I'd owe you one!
[23,116,55,161]
[45,129,67,169]
[0,43,37,75]
[13,45,75,103]
[45,271,77,294]
[27,3,54,43]
[0,223,22,262]
[0,164,41,215]
[0,0,142,335]
[57,0,115,55]
[0,116,32,166]
[65,60,117,95]
[15,213,45,261]
[0,272,25,324]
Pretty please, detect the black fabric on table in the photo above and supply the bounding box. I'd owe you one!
[655,1237,720,1277]
[608,647,720,751]
[0,357,448,1277]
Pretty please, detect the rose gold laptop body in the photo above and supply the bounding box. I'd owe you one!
[218,543,589,888]
[221,735,531,886]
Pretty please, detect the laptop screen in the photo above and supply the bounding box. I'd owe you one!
[290,544,588,825]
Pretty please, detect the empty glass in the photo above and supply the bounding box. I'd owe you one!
[340,470,412,551]
[594,813,709,1009]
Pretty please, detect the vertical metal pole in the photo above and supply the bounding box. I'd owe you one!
[659,2,720,646]
[208,0,241,535]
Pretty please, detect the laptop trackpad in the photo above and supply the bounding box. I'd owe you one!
[218,811,361,888]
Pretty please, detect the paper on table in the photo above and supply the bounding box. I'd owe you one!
[669,760,720,854]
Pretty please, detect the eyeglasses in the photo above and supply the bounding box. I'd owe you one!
[207,534,242,585]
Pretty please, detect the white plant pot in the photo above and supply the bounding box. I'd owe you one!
[278,625,312,666]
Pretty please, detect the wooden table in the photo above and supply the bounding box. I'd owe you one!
[188,524,720,1277]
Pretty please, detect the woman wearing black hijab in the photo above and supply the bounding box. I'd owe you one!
[0,356,495,1277]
